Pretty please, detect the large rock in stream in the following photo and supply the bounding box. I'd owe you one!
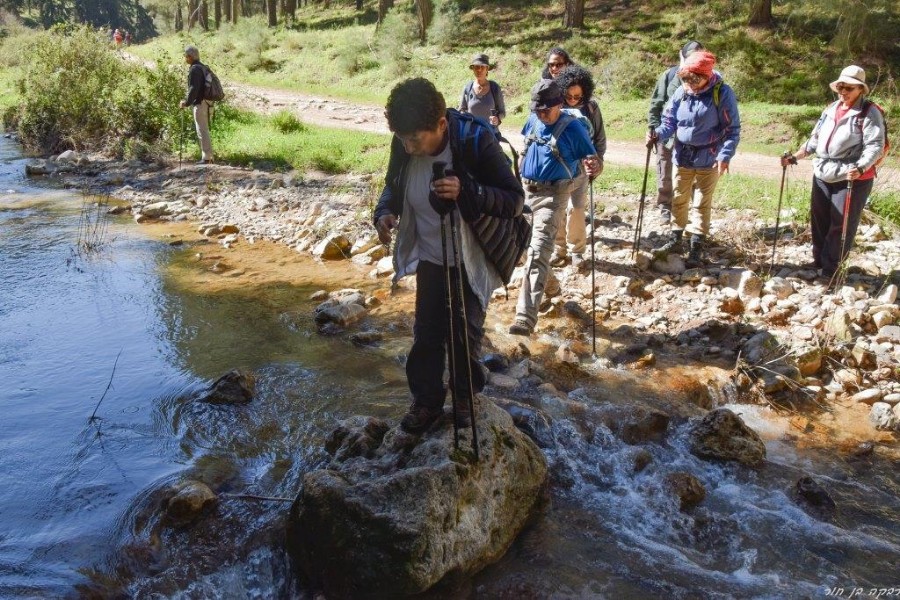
[288,400,548,598]
[688,408,766,467]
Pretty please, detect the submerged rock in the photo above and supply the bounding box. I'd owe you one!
[199,369,256,404]
[688,408,766,467]
[789,476,836,522]
[165,480,217,526]
[288,400,548,598]
[665,472,706,511]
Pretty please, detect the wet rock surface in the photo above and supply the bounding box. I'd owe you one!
[688,408,767,467]
[288,400,548,598]
[199,369,256,404]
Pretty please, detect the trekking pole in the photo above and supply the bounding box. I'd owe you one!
[588,175,597,357]
[770,153,791,273]
[439,211,461,450]
[179,109,185,169]
[429,163,461,450]
[449,208,480,460]
[835,179,854,288]
[632,128,654,261]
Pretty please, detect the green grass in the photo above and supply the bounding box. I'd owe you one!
[204,107,390,173]
[0,66,21,115]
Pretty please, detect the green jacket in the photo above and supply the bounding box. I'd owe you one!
[647,66,681,128]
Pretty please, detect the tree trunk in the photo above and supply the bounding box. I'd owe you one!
[188,0,199,28]
[748,0,772,27]
[223,0,230,22]
[231,0,239,23]
[377,0,393,25]
[214,0,221,28]
[267,0,277,26]
[562,0,584,28]
[175,2,184,31]
[200,0,209,29]
[414,0,431,41]
[285,0,296,22]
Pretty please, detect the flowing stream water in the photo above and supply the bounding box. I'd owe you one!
[1,136,898,599]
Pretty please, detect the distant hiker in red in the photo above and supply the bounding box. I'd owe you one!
[781,65,886,280]
[113,29,123,50]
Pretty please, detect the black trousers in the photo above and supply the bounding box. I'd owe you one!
[810,176,873,276]
[407,260,486,410]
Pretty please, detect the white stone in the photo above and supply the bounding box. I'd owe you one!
[851,388,883,405]
[870,402,899,431]
[737,271,764,302]
[882,393,900,405]
[877,284,898,304]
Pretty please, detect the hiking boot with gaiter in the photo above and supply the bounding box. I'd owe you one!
[653,229,684,256]
[685,234,706,268]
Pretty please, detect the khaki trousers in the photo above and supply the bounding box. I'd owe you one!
[672,167,719,235]
[193,100,214,161]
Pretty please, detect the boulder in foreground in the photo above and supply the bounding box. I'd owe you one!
[288,399,548,598]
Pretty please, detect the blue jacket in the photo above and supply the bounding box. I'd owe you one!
[655,73,741,169]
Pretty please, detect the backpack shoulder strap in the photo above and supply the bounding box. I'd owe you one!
[489,80,500,100]
[712,80,723,107]
[550,112,576,144]
[465,80,474,98]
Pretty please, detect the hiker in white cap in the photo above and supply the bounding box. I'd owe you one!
[781,65,886,280]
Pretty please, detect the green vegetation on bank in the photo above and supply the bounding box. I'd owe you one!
[211,107,389,173]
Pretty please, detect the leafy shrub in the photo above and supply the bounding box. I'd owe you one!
[428,0,462,51]
[374,7,417,77]
[272,110,306,133]
[11,26,198,157]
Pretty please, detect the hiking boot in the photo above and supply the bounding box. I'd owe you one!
[550,253,568,267]
[399,403,444,434]
[570,254,585,271]
[659,206,672,221]
[508,317,534,337]
[653,229,683,255]
[684,234,706,268]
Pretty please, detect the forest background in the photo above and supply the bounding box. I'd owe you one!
[0,0,898,222]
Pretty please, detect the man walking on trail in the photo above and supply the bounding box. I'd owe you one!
[373,78,525,434]
[179,46,214,165]
[648,41,704,220]
[509,79,600,337]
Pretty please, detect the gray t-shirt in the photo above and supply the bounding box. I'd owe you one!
[459,81,506,124]
[405,143,455,266]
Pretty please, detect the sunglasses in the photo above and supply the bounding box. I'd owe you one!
[470,65,488,70]
[835,83,861,92]
[565,93,583,102]
[535,107,553,115]
[682,73,707,86]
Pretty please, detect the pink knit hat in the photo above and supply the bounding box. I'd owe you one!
[678,50,716,79]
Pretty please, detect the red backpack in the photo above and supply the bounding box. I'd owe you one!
[861,99,891,172]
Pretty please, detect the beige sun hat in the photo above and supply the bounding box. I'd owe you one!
[829,65,869,95]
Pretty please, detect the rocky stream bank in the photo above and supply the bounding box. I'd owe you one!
[24,149,900,595]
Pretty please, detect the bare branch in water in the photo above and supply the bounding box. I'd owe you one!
[221,493,294,503]
[76,190,112,254]
[89,348,124,422]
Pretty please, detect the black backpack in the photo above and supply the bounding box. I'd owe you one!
[202,64,225,102]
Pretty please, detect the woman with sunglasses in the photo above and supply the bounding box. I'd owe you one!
[780,65,886,281]
[647,50,741,267]
[541,47,574,80]
[550,65,607,268]
[459,53,506,132]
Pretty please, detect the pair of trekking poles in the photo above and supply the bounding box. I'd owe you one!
[430,161,480,460]
[631,141,856,283]
[774,153,854,285]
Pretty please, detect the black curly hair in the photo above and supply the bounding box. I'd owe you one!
[556,64,595,105]
[385,78,446,136]
[540,47,575,79]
